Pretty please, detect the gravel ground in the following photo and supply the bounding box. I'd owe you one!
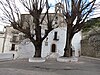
[0,57,100,75]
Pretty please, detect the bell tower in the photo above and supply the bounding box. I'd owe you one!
[55,2,65,27]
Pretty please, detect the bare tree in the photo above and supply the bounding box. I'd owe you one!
[0,0,58,57]
[61,0,96,57]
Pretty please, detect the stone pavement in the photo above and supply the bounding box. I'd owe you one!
[0,57,100,75]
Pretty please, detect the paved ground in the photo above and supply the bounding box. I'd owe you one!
[0,57,100,75]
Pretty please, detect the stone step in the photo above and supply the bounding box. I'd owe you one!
[48,53,58,58]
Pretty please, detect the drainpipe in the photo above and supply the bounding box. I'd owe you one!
[2,26,7,53]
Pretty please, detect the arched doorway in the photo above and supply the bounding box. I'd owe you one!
[51,44,56,52]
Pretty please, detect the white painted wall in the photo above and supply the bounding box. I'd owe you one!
[72,31,82,56]
[4,35,12,52]
[17,27,81,58]
[0,27,19,59]
[0,27,81,58]
[17,39,35,58]
[41,27,66,58]
[0,26,81,59]
[0,38,4,53]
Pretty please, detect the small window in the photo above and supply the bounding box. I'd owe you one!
[10,35,18,43]
[11,44,15,51]
[45,41,48,46]
[12,36,17,41]
[53,31,59,41]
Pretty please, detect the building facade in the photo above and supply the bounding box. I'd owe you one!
[0,15,81,59]
[0,3,82,59]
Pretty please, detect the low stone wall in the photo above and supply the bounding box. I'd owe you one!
[0,53,14,61]
[81,39,97,57]
[81,30,100,58]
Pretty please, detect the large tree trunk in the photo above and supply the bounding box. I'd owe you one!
[63,28,73,57]
[34,42,42,57]
[30,36,42,57]
[34,26,42,57]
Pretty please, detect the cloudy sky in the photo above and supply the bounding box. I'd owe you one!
[0,0,100,31]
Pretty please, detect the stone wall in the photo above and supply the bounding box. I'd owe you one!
[81,29,100,58]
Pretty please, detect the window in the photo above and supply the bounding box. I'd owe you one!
[12,36,17,41]
[45,41,48,46]
[11,44,15,51]
[53,32,59,41]
[10,35,18,43]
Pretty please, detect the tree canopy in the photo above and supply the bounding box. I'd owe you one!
[83,17,100,32]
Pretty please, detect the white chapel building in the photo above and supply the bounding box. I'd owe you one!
[0,3,81,60]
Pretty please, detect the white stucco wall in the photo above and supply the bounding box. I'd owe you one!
[41,27,66,57]
[17,27,81,58]
[4,35,12,52]
[17,39,35,58]
[0,27,82,59]
[0,27,19,59]
[72,31,82,56]
[0,38,4,53]
[2,34,19,59]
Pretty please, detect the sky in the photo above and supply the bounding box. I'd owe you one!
[89,0,100,18]
[0,0,100,31]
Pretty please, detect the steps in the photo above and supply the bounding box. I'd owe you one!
[46,52,59,59]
